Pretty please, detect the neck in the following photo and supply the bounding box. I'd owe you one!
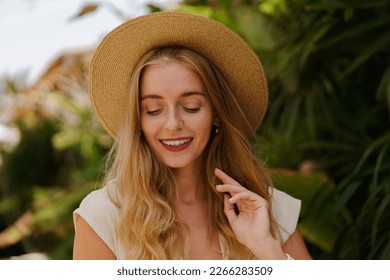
[173,162,206,204]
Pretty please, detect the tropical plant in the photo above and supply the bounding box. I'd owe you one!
[0,52,111,259]
[0,0,134,260]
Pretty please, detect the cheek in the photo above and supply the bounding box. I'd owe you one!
[140,117,156,143]
[191,114,214,138]
[140,116,147,133]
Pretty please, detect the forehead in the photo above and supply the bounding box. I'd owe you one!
[140,60,205,98]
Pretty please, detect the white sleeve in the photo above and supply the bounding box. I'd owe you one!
[271,188,301,243]
[73,186,120,257]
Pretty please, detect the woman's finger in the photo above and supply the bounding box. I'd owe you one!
[223,194,238,223]
[214,168,240,186]
[228,191,259,204]
[215,183,248,195]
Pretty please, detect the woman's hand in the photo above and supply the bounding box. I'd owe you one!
[214,168,285,259]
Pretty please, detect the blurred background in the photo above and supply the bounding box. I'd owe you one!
[0,0,389,260]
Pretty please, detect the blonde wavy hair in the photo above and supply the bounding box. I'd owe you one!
[104,47,280,259]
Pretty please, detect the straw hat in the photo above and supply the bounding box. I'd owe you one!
[89,11,268,138]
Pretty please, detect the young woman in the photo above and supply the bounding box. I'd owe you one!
[73,12,311,260]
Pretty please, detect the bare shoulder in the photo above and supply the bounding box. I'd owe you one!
[73,216,116,260]
[282,229,312,260]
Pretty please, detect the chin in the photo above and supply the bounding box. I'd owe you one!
[161,156,199,170]
[163,161,191,169]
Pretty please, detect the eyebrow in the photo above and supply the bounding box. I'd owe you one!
[141,91,206,101]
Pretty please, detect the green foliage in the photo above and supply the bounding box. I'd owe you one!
[262,0,390,259]
[0,87,110,259]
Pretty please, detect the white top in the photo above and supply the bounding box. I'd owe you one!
[73,185,301,259]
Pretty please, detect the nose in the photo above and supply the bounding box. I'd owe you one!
[164,107,183,131]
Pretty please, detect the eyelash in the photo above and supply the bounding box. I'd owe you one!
[146,109,162,115]
[184,107,200,113]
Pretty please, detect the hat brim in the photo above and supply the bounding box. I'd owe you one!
[89,11,268,138]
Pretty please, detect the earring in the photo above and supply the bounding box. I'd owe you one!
[214,124,220,134]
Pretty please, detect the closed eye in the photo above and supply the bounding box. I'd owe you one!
[146,109,162,115]
[184,107,200,113]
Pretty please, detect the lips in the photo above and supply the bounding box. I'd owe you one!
[161,138,192,146]
[160,137,193,152]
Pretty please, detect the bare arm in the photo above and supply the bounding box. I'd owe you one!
[73,216,116,260]
[282,229,312,259]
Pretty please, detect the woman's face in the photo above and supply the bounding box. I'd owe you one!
[140,60,214,170]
